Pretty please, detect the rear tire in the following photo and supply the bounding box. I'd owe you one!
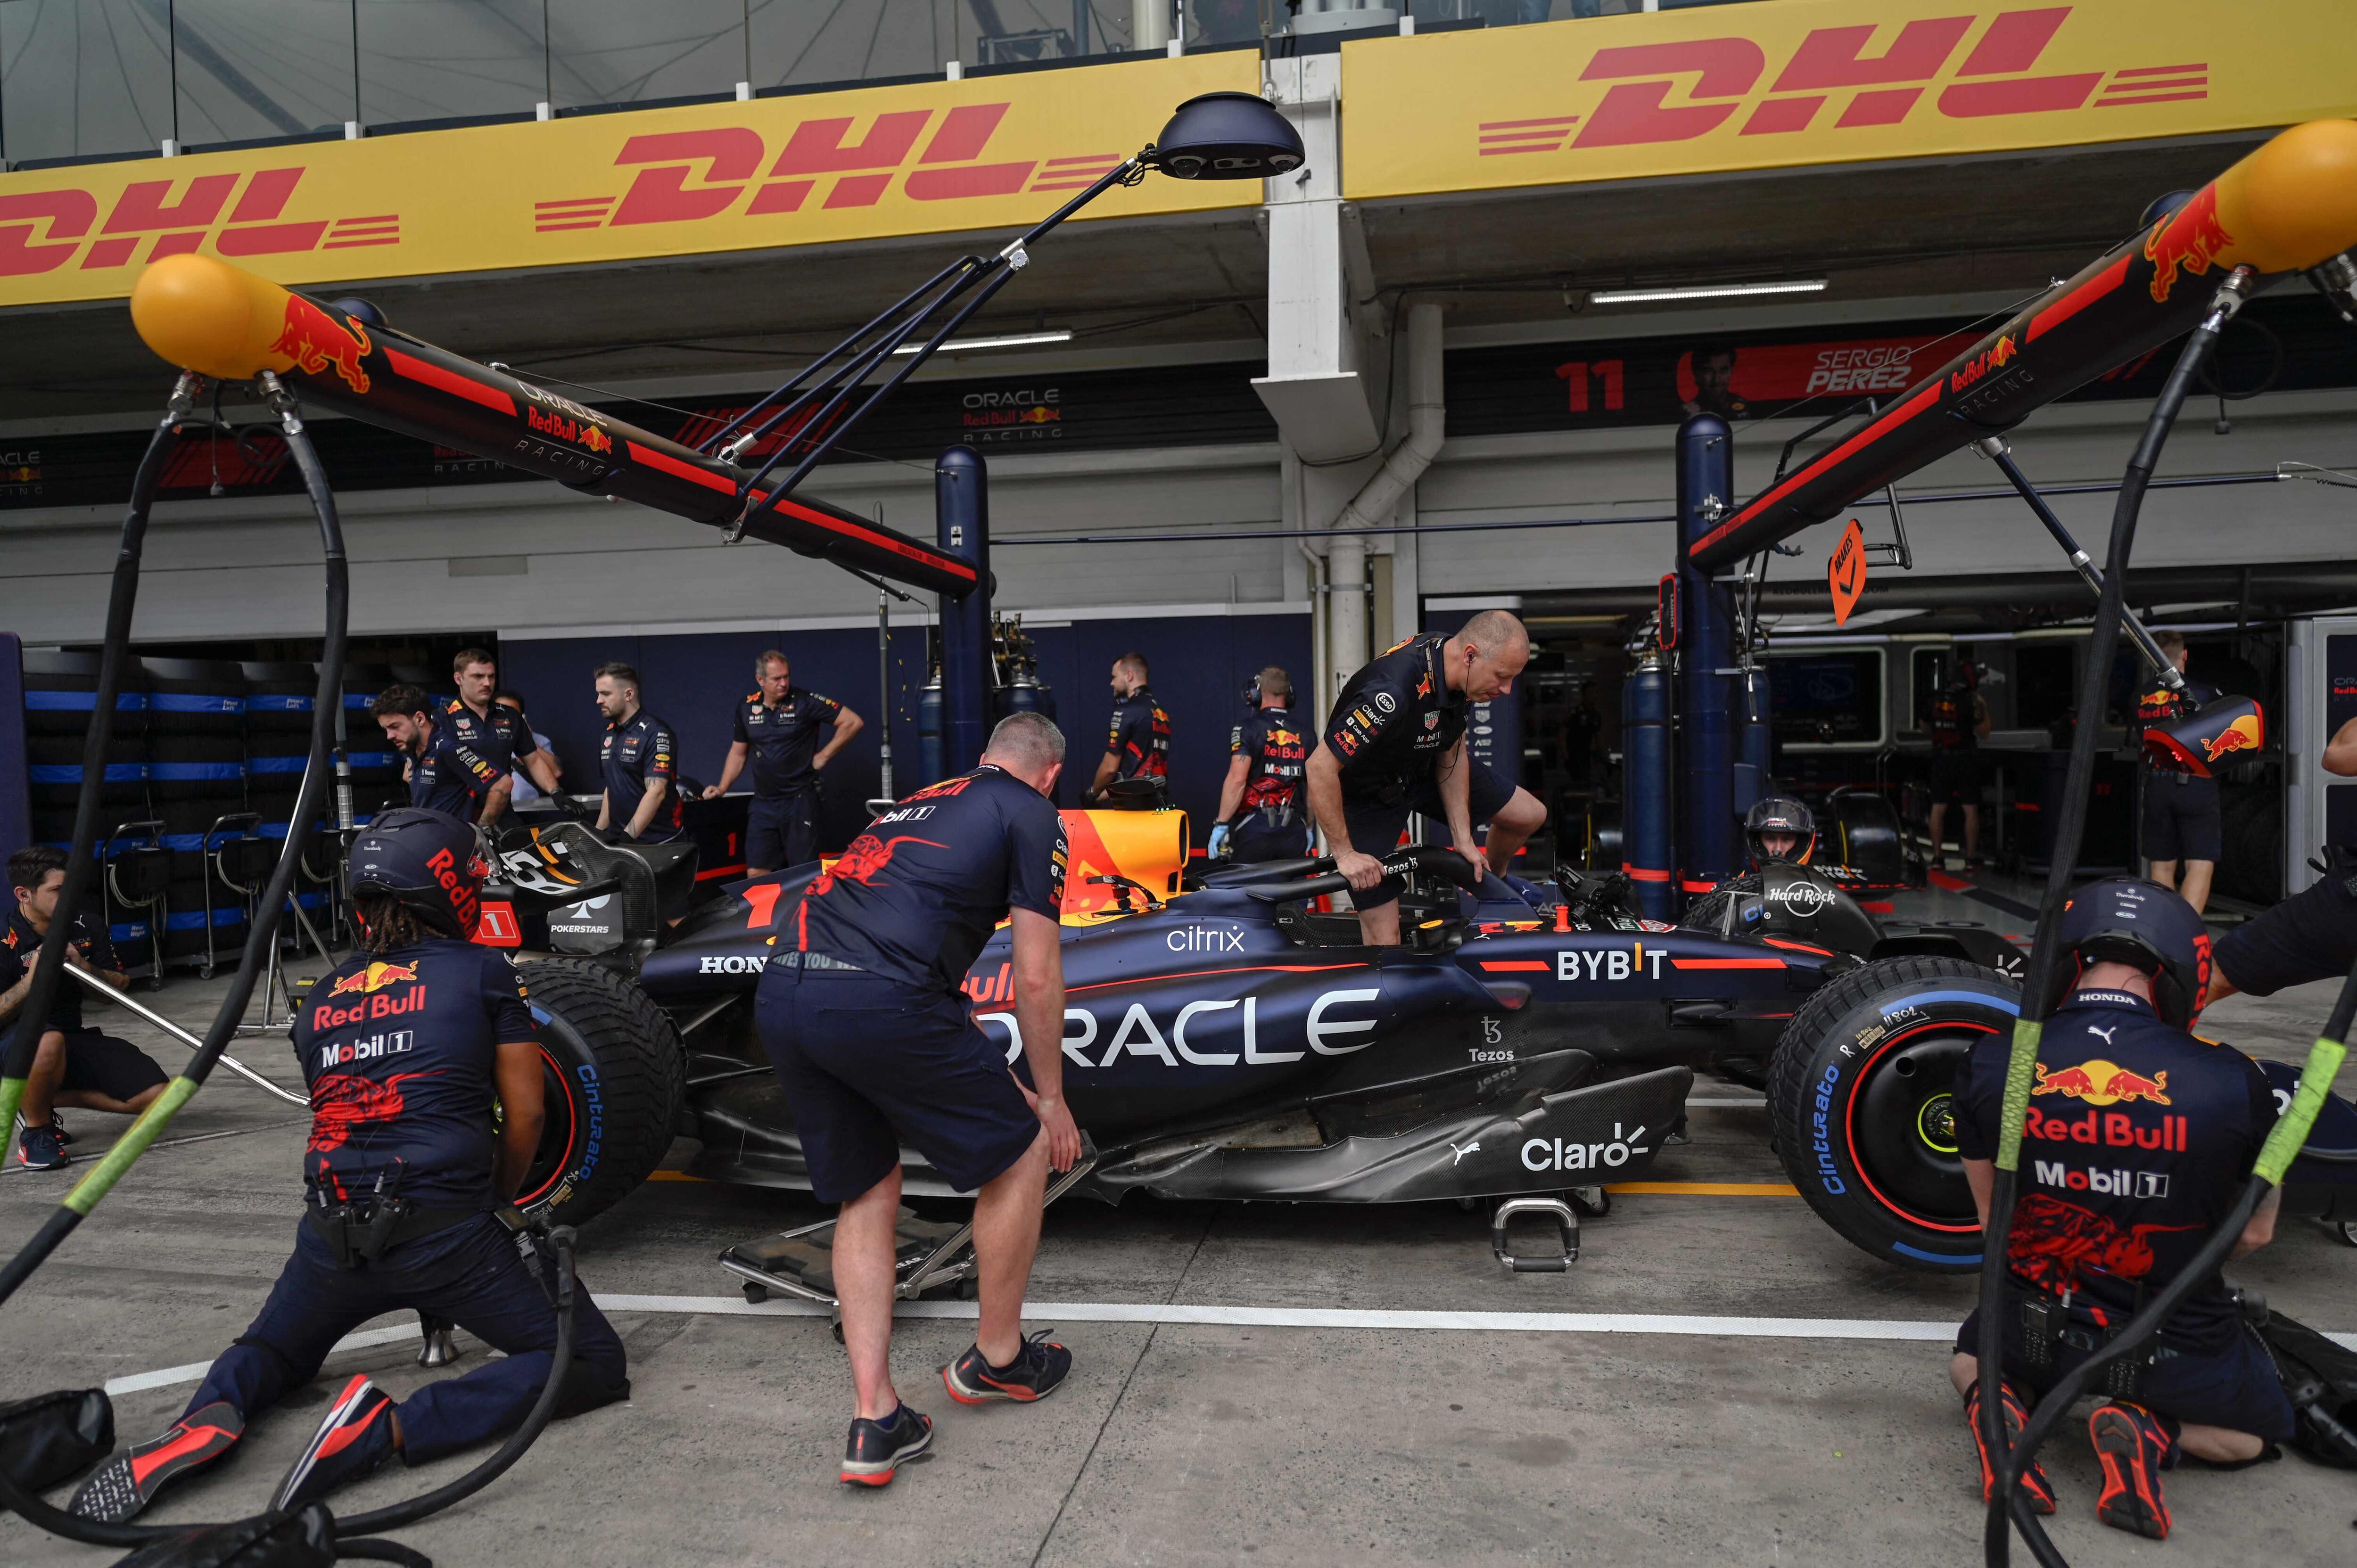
[512,959,686,1228]
[1766,955,2019,1272]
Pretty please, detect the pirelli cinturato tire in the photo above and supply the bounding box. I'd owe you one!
[511,959,686,1229]
[1766,955,2020,1273]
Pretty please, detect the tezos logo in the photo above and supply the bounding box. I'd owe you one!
[1522,1122,1649,1173]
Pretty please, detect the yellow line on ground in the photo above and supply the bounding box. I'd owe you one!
[646,1170,705,1182]
[1604,1181,1800,1197]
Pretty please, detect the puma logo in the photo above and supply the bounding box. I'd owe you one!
[1449,1140,1481,1166]
[2088,1023,2118,1047]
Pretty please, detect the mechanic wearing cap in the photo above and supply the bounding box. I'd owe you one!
[444,649,560,827]
[1209,666,1310,864]
[701,650,863,874]
[1,845,168,1172]
[1305,611,1549,946]
[1086,653,1169,805]
[593,662,684,844]
[1923,658,1991,871]
[372,683,509,824]
[2135,631,2225,916]
[1949,877,2289,1543]
[68,810,629,1526]
[757,710,1082,1488]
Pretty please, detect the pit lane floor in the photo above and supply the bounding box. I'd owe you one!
[5,883,2353,1568]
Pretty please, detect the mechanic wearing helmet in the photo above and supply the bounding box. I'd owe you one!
[1209,666,1310,863]
[1744,796,1815,868]
[1949,878,2289,1543]
[2,845,168,1172]
[2135,631,2225,916]
[592,662,684,843]
[1305,611,1548,946]
[701,650,863,874]
[757,711,1082,1488]
[1086,653,1169,805]
[1923,657,1991,870]
[444,648,560,827]
[68,811,629,1526]
[372,683,510,823]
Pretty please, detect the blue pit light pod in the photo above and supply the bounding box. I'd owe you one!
[1146,92,1306,181]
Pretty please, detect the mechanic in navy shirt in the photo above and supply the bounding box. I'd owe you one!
[757,711,1082,1487]
[593,662,684,843]
[1305,610,1548,945]
[372,683,509,823]
[69,811,627,1526]
[2135,631,2225,916]
[2207,701,2357,1010]
[1209,665,1311,864]
[702,649,863,873]
[445,648,560,825]
[1950,877,2290,1542]
[1086,652,1169,804]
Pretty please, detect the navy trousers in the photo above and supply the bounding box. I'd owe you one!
[186,1213,628,1463]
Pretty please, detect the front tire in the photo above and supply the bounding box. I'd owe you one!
[511,959,687,1228]
[1766,955,2019,1272]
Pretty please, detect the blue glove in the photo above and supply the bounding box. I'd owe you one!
[1207,822,1233,859]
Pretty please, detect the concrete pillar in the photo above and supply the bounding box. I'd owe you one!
[1328,531,1368,711]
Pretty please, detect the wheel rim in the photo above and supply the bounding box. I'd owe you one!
[507,1043,581,1211]
[1847,1021,1984,1231]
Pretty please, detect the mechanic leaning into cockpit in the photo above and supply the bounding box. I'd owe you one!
[1949,877,2290,1543]
[1304,610,1548,946]
[67,810,628,1526]
[1209,665,1311,864]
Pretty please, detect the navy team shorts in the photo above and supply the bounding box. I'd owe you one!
[2215,871,2357,997]
[1340,755,1518,910]
[1955,1306,2294,1442]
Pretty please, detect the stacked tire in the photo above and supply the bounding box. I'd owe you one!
[145,658,249,971]
[243,660,335,946]
[22,651,156,972]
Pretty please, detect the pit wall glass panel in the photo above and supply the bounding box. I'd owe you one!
[0,0,175,166]
[357,0,546,127]
[547,0,746,111]
[172,0,358,148]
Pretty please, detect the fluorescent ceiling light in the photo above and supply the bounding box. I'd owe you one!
[892,329,1072,355]
[1588,279,1829,306]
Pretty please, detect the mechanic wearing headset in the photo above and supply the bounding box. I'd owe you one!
[373,683,509,824]
[1950,878,2289,1543]
[2204,704,2357,1008]
[701,650,863,874]
[443,649,560,827]
[69,811,629,1526]
[757,711,1082,1488]
[1086,652,1169,804]
[593,662,685,844]
[1209,666,1310,864]
[1305,610,1548,946]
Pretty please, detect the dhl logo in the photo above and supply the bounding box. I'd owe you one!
[328,960,420,998]
[534,107,1125,234]
[2203,711,2263,762]
[1948,333,2018,394]
[2032,1058,2170,1107]
[1473,8,2206,157]
[0,166,396,279]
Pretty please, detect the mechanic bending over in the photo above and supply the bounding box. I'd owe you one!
[1087,652,1169,805]
[373,683,509,824]
[2,846,168,1172]
[1950,878,2290,1543]
[757,711,1082,1488]
[1305,611,1548,946]
[1210,665,1311,864]
[2203,696,2357,1008]
[495,688,563,807]
[445,648,560,826]
[1923,656,1991,871]
[593,662,685,844]
[68,811,629,1526]
[702,649,862,874]
[2136,631,2225,916]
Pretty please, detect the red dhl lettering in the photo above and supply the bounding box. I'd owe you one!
[0,167,398,277]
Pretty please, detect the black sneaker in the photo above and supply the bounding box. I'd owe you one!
[942,1330,1071,1405]
[840,1404,932,1488]
[2090,1401,2175,1540]
[271,1375,396,1511]
[68,1403,244,1523]
[16,1122,69,1171]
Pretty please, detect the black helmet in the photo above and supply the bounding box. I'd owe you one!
[346,807,487,940]
[2045,876,2211,1029]
[1745,796,1816,867]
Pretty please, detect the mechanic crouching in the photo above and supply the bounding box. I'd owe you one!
[1950,878,2290,1542]
[69,810,629,1525]
[1210,665,1311,863]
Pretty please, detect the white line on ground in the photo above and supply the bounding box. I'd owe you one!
[104,1323,423,1396]
[1,1117,307,1179]
[1686,1098,1766,1108]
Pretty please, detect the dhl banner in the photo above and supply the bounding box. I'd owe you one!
[1341,0,2357,201]
[0,53,1256,310]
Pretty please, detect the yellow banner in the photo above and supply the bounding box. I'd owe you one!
[1341,0,2357,201]
[0,54,1258,309]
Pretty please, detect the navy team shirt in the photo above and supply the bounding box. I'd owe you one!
[734,688,843,798]
[0,908,116,1033]
[601,708,685,843]
[790,763,1066,996]
[1106,690,1170,781]
[289,940,536,1210]
[1230,705,1309,811]
[409,723,506,821]
[443,697,541,777]
[1324,635,1465,805]
[1956,988,2278,1351]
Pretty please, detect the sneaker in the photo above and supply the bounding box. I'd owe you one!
[16,1123,69,1171]
[15,1110,74,1147]
[271,1375,396,1511]
[2090,1401,2175,1540]
[942,1330,1072,1405]
[1964,1379,2055,1515]
[840,1404,932,1488]
[68,1403,244,1524]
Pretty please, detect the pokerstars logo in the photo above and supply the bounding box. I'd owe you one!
[2033,1159,2170,1199]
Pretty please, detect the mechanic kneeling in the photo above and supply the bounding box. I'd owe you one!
[69,810,629,1525]
[1949,877,2289,1543]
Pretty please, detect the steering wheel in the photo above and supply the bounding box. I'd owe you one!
[1245,844,1484,903]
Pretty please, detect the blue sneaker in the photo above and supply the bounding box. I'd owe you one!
[942,1330,1072,1405]
[16,1122,69,1171]
[840,1404,932,1487]
[271,1375,396,1511]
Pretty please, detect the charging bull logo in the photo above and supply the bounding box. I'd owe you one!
[2143,185,2233,304]
[328,960,419,998]
[307,1068,438,1153]
[808,834,945,898]
[2008,1194,2199,1294]
[2204,711,2264,763]
[269,294,372,395]
[2033,1059,2171,1106]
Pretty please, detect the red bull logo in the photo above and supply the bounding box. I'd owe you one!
[327,960,419,998]
[2032,1058,2171,1106]
[268,293,373,395]
[1947,333,2017,394]
[2143,184,2233,304]
[2204,711,2264,762]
